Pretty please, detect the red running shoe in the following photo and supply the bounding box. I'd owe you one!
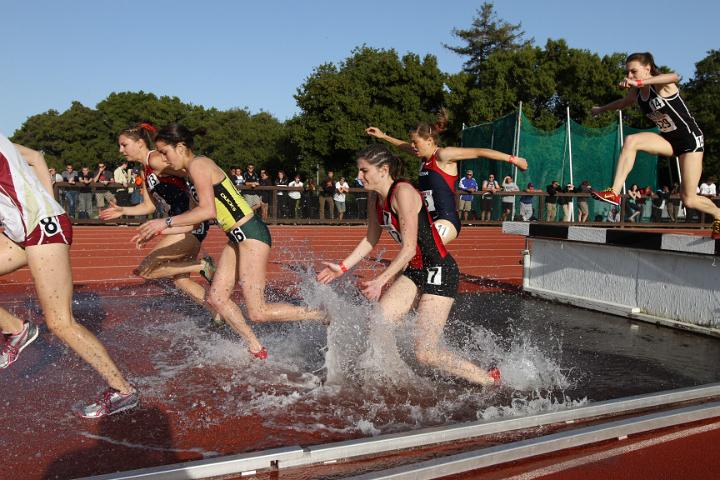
[592,188,621,206]
[250,346,268,360]
[488,367,501,385]
[712,219,720,240]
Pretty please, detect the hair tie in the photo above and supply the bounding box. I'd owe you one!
[139,123,157,133]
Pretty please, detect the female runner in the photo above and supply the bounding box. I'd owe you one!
[591,52,720,237]
[100,123,220,321]
[366,111,528,243]
[317,144,500,385]
[0,135,138,417]
[135,124,325,358]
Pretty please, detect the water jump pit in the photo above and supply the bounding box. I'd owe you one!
[2,226,720,479]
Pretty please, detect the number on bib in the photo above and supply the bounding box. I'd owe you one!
[422,190,436,212]
[229,226,246,243]
[39,216,60,236]
[427,267,442,286]
[146,173,159,189]
[434,223,448,238]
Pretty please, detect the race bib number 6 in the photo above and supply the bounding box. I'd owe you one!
[229,226,246,243]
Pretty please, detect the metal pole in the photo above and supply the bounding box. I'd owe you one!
[511,102,523,220]
[567,107,575,221]
[618,110,626,194]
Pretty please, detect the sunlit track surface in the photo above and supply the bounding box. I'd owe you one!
[4,225,720,480]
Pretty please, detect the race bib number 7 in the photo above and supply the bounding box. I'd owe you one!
[427,267,443,286]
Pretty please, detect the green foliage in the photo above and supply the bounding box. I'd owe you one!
[684,50,720,178]
[290,46,445,177]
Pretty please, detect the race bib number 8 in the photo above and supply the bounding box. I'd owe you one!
[39,216,60,237]
[427,266,443,286]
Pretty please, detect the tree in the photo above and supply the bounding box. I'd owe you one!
[684,50,720,178]
[291,46,446,176]
[444,2,531,77]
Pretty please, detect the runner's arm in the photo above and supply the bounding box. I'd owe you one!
[14,144,54,196]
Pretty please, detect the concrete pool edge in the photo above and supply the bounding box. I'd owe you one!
[78,382,720,480]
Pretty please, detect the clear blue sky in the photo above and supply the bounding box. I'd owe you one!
[2,0,717,136]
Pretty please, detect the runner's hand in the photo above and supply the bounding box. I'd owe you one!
[360,276,385,301]
[137,218,166,244]
[317,262,344,284]
[365,127,385,139]
[99,201,123,220]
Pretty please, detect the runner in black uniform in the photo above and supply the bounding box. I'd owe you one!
[100,123,221,322]
[591,52,720,237]
[318,144,500,386]
[366,110,528,243]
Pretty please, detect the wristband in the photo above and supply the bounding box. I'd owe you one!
[508,155,516,165]
[165,216,173,228]
[635,78,644,87]
[339,261,348,273]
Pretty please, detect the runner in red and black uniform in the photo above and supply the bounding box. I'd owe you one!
[100,123,220,323]
[318,144,500,386]
[367,109,528,243]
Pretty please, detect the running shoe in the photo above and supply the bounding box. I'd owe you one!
[591,188,621,206]
[712,219,720,240]
[200,255,216,284]
[76,388,140,418]
[212,312,225,327]
[488,367,501,385]
[0,321,39,369]
[250,346,268,360]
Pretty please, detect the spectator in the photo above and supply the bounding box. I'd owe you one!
[577,180,592,223]
[560,183,575,222]
[275,170,290,218]
[606,205,620,223]
[458,170,478,221]
[500,175,519,221]
[334,176,350,221]
[77,166,94,219]
[353,174,367,219]
[545,180,560,222]
[667,182,681,222]
[48,167,63,184]
[641,186,653,221]
[93,162,114,215]
[288,173,303,218]
[304,179,318,218]
[258,169,271,220]
[652,186,670,222]
[242,163,262,211]
[113,160,130,206]
[319,173,335,220]
[481,173,499,221]
[627,184,642,222]
[519,182,540,221]
[700,176,718,209]
[231,166,245,188]
[130,169,144,206]
[61,164,79,218]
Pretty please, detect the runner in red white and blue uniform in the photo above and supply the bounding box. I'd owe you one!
[0,132,138,417]
[318,144,500,386]
[367,109,528,243]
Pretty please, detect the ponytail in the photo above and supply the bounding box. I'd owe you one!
[626,52,660,76]
[410,107,448,144]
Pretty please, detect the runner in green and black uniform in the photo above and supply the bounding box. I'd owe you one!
[137,124,326,359]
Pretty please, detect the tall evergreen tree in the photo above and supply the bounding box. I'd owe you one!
[684,50,720,178]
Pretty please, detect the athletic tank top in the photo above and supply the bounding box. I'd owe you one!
[376,180,449,270]
[418,150,458,222]
[212,173,255,231]
[143,151,191,216]
[636,86,703,140]
[0,134,65,243]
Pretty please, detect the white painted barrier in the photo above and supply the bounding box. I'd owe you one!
[503,222,720,334]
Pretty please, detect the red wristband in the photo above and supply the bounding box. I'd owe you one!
[508,155,516,165]
[636,78,644,87]
[339,261,348,273]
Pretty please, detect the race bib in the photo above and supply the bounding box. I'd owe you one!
[422,190,436,212]
[229,225,246,243]
[146,173,159,190]
[381,211,402,244]
[426,266,443,286]
[648,111,677,133]
[39,216,60,237]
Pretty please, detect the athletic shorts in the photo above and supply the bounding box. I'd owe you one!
[20,214,73,248]
[433,210,462,235]
[402,255,459,298]
[664,132,704,156]
[192,220,210,243]
[225,214,272,247]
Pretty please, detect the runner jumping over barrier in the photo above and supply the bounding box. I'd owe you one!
[591,52,720,238]
[135,124,326,359]
[318,144,500,386]
[0,134,138,418]
[100,123,221,323]
[366,110,528,244]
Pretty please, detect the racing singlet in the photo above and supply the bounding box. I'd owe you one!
[636,86,703,147]
[418,149,460,229]
[0,134,65,243]
[211,173,255,232]
[143,152,191,216]
[376,180,450,270]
